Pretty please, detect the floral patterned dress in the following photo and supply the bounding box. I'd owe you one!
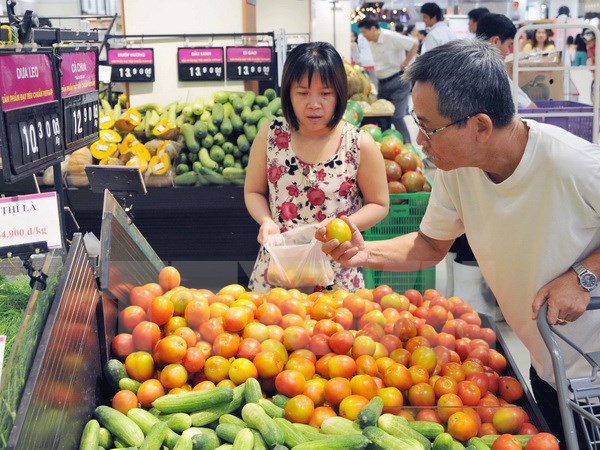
[248,118,365,293]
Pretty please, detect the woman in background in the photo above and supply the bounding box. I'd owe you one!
[522,29,556,53]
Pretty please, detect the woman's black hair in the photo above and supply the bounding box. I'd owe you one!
[280,42,347,130]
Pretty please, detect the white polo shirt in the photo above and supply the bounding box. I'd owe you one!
[421,21,457,54]
[367,28,417,79]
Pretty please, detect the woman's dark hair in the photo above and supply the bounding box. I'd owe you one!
[406,24,416,34]
[280,42,347,130]
[421,3,443,21]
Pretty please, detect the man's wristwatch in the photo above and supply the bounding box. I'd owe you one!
[571,262,598,292]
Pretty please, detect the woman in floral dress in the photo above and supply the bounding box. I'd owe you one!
[244,42,389,293]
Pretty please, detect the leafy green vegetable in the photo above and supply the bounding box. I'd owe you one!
[0,273,33,365]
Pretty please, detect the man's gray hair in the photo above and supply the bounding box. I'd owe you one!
[404,38,515,128]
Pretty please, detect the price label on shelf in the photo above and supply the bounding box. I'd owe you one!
[178,47,225,81]
[0,50,63,182]
[226,46,273,81]
[59,48,99,152]
[108,48,155,82]
[0,192,62,249]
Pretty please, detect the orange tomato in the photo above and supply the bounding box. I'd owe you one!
[173,326,197,348]
[355,354,378,377]
[159,363,189,389]
[285,357,316,381]
[338,394,369,420]
[137,379,165,407]
[184,299,210,329]
[325,218,352,244]
[282,326,311,352]
[434,376,458,398]
[349,374,378,399]
[491,434,523,450]
[383,363,413,391]
[457,380,482,407]
[328,330,355,355]
[436,392,464,422]
[408,382,436,407]
[285,394,315,424]
[158,266,181,292]
[112,389,138,414]
[275,369,306,398]
[253,350,285,378]
[212,332,241,359]
[148,296,175,326]
[129,285,154,310]
[378,386,404,414]
[328,355,357,379]
[324,377,352,407]
[446,411,478,441]
[303,378,327,406]
[203,355,231,383]
[131,321,161,352]
[119,305,147,333]
[492,406,525,434]
[409,345,437,374]
[170,289,194,316]
[154,335,188,364]
[182,346,206,373]
[524,432,559,450]
[228,358,258,385]
[309,406,337,428]
[223,306,252,333]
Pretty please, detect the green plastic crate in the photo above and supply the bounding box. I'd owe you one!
[363,191,436,293]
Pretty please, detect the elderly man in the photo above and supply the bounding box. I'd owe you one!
[318,39,600,447]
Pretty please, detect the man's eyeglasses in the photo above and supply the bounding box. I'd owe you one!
[410,110,483,141]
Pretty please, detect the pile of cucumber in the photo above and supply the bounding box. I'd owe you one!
[174,89,282,187]
[81,360,532,450]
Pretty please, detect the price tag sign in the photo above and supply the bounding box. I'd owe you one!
[59,47,99,152]
[178,47,224,81]
[226,46,273,81]
[0,49,63,182]
[0,192,62,249]
[108,48,155,82]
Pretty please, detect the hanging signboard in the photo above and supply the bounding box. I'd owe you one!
[226,46,273,81]
[58,47,100,152]
[107,48,155,82]
[0,192,63,249]
[177,47,225,81]
[0,49,63,182]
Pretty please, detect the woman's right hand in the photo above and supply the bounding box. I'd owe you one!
[258,219,280,245]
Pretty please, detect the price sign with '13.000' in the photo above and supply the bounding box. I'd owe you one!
[59,47,99,152]
[0,49,62,182]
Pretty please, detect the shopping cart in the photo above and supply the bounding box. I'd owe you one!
[537,297,600,450]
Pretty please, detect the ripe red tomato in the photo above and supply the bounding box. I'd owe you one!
[129,285,154,310]
[497,376,524,403]
[131,321,161,352]
[182,346,206,373]
[491,434,523,450]
[112,389,138,414]
[111,333,135,360]
[148,296,175,326]
[524,432,559,450]
[275,369,306,398]
[154,335,188,364]
[137,379,165,407]
[158,266,181,292]
[119,305,147,332]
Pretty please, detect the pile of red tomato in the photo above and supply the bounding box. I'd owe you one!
[109,266,556,446]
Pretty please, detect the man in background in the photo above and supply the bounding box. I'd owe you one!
[467,7,489,34]
[476,13,536,109]
[358,19,418,143]
[420,2,456,54]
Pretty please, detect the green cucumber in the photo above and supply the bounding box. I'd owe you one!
[127,407,180,449]
[95,405,144,448]
[79,419,100,450]
[231,428,253,450]
[240,402,284,447]
[357,395,384,428]
[139,421,168,450]
[153,386,233,414]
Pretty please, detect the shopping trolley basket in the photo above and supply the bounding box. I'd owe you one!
[537,298,600,450]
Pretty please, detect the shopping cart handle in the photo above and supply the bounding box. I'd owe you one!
[588,296,600,310]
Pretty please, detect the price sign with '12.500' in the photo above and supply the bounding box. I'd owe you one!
[59,48,99,152]
[0,49,63,182]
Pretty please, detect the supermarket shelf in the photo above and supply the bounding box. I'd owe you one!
[63,185,260,263]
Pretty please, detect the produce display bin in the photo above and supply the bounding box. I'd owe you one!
[519,100,594,142]
[0,252,63,449]
[4,235,101,449]
[363,191,435,293]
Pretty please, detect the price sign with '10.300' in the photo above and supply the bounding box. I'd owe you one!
[59,47,99,152]
[0,49,62,182]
